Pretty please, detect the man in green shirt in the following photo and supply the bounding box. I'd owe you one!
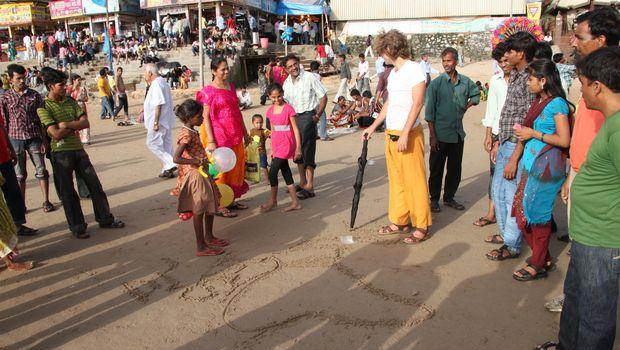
[425,47,480,212]
[37,68,124,239]
[537,46,620,350]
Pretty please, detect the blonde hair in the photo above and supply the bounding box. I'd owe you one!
[374,30,411,60]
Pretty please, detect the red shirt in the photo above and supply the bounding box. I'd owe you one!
[226,18,235,29]
[316,45,326,58]
[0,115,12,164]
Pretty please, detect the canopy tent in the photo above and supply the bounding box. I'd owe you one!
[276,0,329,16]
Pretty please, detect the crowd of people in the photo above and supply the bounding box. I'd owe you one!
[0,5,619,350]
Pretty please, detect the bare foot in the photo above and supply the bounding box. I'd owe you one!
[283,203,302,212]
[260,201,277,213]
[7,261,35,271]
[196,247,224,256]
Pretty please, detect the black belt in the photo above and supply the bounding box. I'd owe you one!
[297,110,315,117]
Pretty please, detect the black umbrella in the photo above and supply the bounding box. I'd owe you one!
[350,138,369,229]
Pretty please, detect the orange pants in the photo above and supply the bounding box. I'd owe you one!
[385,126,432,229]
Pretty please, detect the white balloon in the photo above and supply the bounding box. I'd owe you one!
[212,147,237,173]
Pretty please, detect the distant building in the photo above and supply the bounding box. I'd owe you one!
[329,0,527,62]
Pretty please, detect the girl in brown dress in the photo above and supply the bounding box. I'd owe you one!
[172,99,230,256]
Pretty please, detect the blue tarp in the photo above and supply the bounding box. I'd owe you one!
[276,0,329,16]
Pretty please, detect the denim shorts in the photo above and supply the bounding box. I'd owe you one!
[259,153,268,169]
[10,137,49,181]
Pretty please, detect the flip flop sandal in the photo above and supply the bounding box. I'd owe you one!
[296,189,316,200]
[100,220,125,229]
[17,226,38,236]
[207,238,230,247]
[215,209,238,218]
[74,231,90,239]
[196,247,225,256]
[486,245,520,261]
[42,201,56,213]
[228,202,249,210]
[535,341,559,350]
[473,217,496,227]
[378,225,410,235]
[484,234,504,244]
[513,264,547,281]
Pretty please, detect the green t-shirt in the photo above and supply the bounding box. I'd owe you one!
[570,110,620,248]
[37,97,84,152]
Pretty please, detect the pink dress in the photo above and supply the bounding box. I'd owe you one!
[267,103,297,159]
[196,82,245,148]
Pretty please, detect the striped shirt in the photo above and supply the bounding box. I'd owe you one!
[0,88,44,140]
[283,70,327,114]
[37,97,84,152]
[498,66,536,143]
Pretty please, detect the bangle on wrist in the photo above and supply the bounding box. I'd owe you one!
[540,132,546,142]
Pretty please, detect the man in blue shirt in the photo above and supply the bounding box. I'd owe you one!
[425,47,480,212]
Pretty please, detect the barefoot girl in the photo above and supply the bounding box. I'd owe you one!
[172,99,229,256]
[260,84,303,213]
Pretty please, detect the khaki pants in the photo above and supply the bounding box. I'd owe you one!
[385,126,432,229]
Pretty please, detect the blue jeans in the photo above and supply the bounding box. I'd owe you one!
[558,241,620,350]
[491,141,521,254]
[317,111,328,140]
[100,96,113,119]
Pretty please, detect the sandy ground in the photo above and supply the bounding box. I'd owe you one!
[0,60,598,350]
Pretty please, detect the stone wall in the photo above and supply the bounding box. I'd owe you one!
[344,32,493,62]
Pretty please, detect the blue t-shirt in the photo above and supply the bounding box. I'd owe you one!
[521,97,570,172]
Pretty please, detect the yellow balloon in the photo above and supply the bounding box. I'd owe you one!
[217,183,234,208]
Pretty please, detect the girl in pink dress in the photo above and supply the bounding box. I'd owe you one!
[260,84,302,213]
[196,58,249,218]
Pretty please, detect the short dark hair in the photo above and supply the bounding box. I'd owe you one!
[552,53,564,63]
[174,99,203,123]
[99,68,107,77]
[41,67,67,89]
[337,96,346,102]
[575,7,620,46]
[505,31,539,62]
[284,54,299,66]
[339,54,346,59]
[350,88,361,97]
[251,114,263,122]
[576,46,620,93]
[492,41,508,61]
[7,64,26,78]
[358,53,365,58]
[534,41,553,60]
[441,47,458,60]
[362,90,372,98]
[309,60,320,71]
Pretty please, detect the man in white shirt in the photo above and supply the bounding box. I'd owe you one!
[216,14,225,31]
[475,42,511,231]
[23,35,32,60]
[55,29,65,43]
[142,64,176,179]
[283,54,327,198]
[419,54,438,86]
[293,22,302,44]
[237,87,252,110]
[356,54,370,94]
[324,43,336,71]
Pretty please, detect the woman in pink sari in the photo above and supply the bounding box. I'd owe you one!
[196,57,250,217]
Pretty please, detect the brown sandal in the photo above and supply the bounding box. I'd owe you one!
[378,224,410,235]
[402,230,429,244]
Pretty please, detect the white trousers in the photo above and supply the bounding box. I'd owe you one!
[364,46,374,58]
[146,127,175,172]
[334,78,351,102]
